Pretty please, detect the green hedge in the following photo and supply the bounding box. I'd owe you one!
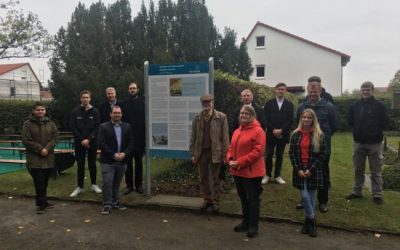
[333,96,400,131]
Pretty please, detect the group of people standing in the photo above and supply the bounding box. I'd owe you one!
[20,76,388,239]
[189,76,388,238]
[22,82,146,215]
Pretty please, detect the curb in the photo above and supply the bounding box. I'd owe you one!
[1,192,399,236]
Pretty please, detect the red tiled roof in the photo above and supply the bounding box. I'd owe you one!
[0,63,28,75]
[246,21,351,66]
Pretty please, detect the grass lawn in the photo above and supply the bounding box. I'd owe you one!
[386,135,400,151]
[0,133,399,232]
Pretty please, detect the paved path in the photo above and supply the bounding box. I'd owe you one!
[1,195,399,250]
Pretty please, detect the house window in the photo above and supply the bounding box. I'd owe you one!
[256,65,265,78]
[10,87,16,96]
[256,36,265,48]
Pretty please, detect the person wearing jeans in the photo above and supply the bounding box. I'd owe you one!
[97,105,133,215]
[290,109,327,238]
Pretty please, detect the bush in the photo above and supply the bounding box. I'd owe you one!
[383,164,400,191]
[333,96,400,131]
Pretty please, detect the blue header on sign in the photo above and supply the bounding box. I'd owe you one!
[148,62,209,75]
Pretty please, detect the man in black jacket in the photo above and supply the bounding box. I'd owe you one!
[346,81,388,205]
[263,83,294,185]
[99,87,121,123]
[98,105,133,215]
[121,82,145,194]
[230,89,266,136]
[69,90,102,197]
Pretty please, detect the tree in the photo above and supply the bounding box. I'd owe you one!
[236,38,253,80]
[388,69,400,93]
[0,0,52,59]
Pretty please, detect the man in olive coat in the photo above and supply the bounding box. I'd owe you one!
[22,102,58,214]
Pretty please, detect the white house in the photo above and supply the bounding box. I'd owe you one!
[0,63,42,100]
[246,21,350,96]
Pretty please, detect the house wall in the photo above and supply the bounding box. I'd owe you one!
[247,26,343,96]
[0,65,41,100]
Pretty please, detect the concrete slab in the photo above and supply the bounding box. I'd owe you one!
[145,194,203,210]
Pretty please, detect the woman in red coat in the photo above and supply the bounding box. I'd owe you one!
[227,105,266,238]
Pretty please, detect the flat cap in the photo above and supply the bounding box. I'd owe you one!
[200,94,214,102]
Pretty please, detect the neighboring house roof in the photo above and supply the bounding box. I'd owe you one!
[0,63,42,86]
[246,21,351,66]
[40,90,53,100]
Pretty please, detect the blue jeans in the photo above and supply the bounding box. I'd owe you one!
[101,162,127,207]
[300,179,316,219]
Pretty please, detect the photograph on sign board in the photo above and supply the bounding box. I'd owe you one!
[152,123,168,146]
[170,78,182,96]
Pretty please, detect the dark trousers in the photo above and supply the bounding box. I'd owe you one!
[125,150,143,189]
[29,168,52,207]
[265,139,286,178]
[318,136,331,205]
[75,143,97,188]
[234,176,263,232]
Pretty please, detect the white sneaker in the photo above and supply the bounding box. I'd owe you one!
[275,176,286,184]
[261,176,270,185]
[91,184,102,193]
[70,187,83,197]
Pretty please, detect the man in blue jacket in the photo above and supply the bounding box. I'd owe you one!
[98,105,133,214]
[296,76,337,212]
[346,81,388,205]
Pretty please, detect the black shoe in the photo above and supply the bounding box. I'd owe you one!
[373,197,384,205]
[319,204,328,213]
[123,187,133,195]
[200,202,212,212]
[247,228,258,238]
[112,202,127,211]
[233,222,248,232]
[136,186,144,194]
[36,206,45,214]
[296,203,304,209]
[44,202,55,209]
[345,194,362,200]
[101,206,111,215]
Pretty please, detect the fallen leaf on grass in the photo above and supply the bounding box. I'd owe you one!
[49,220,56,223]
[66,229,71,232]
[8,196,13,199]
[374,233,381,238]
[162,219,168,223]
[84,219,91,223]
[18,226,24,229]
[17,231,22,235]
[136,236,143,240]
[243,238,249,242]
[13,187,17,190]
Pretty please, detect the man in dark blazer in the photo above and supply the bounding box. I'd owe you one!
[263,83,294,185]
[98,105,133,215]
[230,89,266,136]
[99,87,121,123]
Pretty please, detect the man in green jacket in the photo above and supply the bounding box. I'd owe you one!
[22,102,58,214]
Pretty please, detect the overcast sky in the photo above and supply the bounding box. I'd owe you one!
[2,0,400,92]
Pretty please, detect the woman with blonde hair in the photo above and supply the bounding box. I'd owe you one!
[289,108,327,237]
